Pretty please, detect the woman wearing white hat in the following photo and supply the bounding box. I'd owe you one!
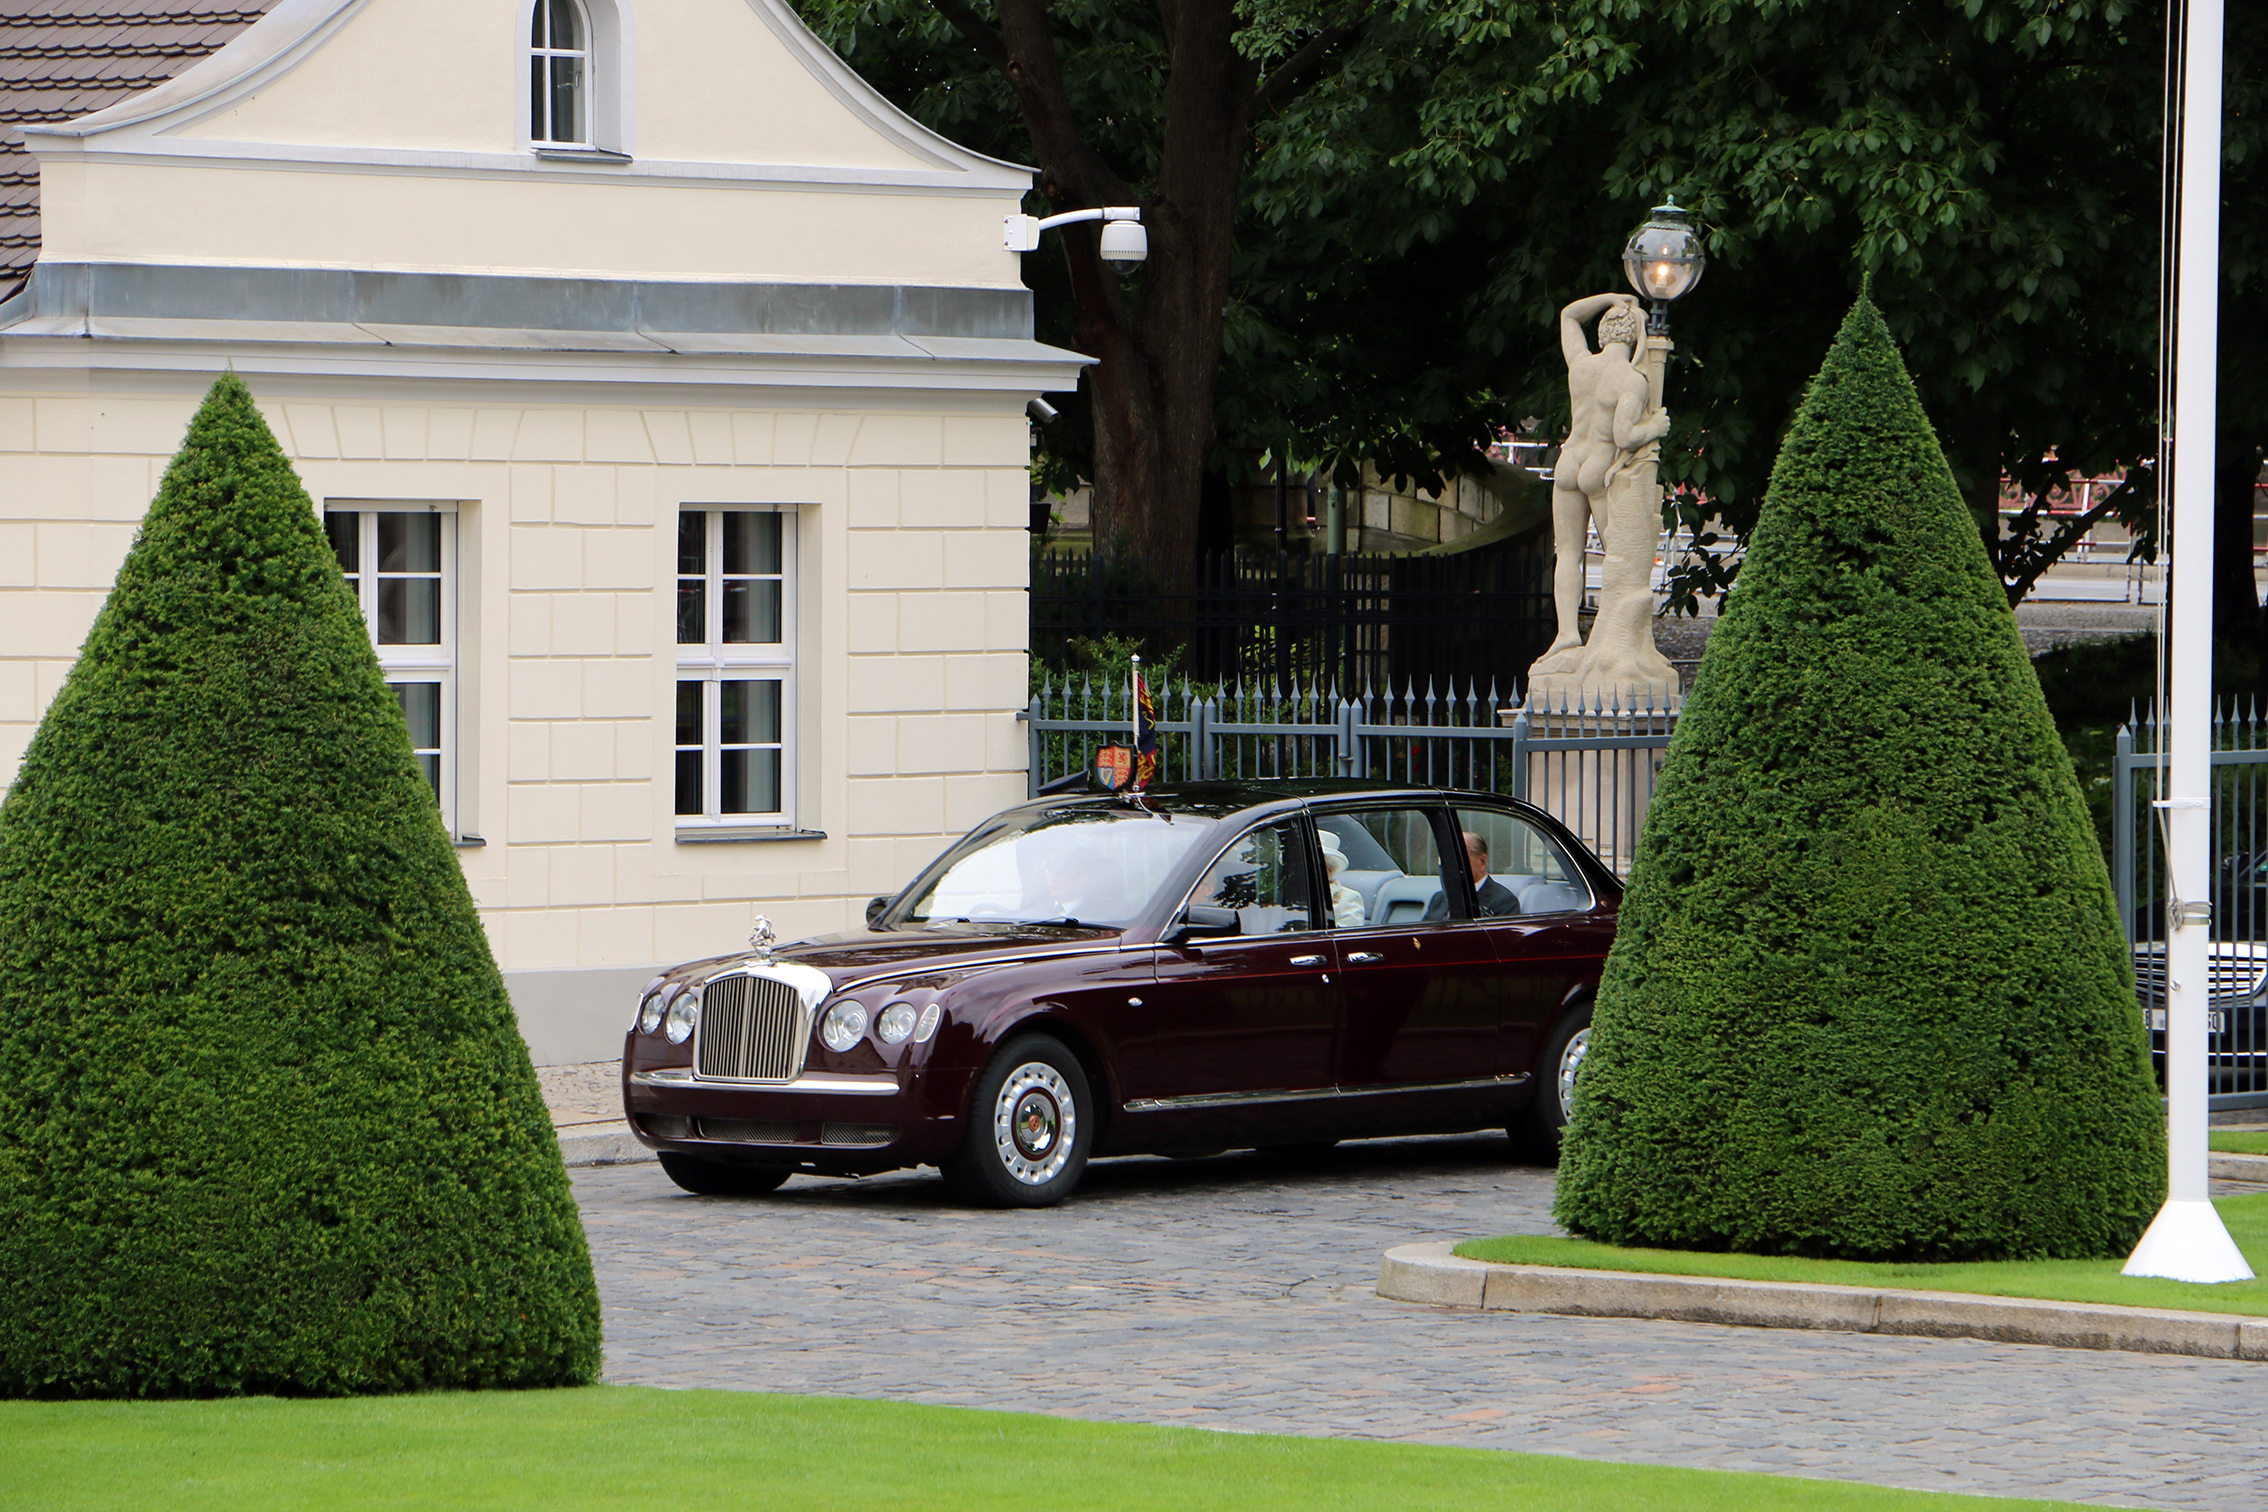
[1316,831,1366,929]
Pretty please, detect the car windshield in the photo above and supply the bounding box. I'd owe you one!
[900,806,1218,927]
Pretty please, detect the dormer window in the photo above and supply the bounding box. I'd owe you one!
[529,0,591,147]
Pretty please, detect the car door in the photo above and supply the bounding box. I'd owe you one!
[1454,803,1613,1075]
[1127,817,1341,1145]
[1316,803,1509,1105]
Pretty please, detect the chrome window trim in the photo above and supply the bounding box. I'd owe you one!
[829,942,1139,996]
[1121,1072,1528,1114]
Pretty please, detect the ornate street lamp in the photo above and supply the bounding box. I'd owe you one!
[1622,197,1706,335]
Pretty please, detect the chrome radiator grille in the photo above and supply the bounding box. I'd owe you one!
[2132,944,2268,1007]
[693,973,809,1081]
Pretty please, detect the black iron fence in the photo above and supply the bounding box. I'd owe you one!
[2115,703,2268,1109]
[1029,549,1554,694]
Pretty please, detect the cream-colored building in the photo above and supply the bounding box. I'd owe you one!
[0,0,1083,1061]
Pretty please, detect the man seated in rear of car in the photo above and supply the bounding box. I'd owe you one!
[1464,831,1520,917]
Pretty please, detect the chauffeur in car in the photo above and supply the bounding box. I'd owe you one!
[623,781,1619,1206]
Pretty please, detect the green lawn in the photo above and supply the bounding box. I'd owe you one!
[1458,1193,2268,1315]
[2211,1130,2268,1156]
[0,1386,2088,1512]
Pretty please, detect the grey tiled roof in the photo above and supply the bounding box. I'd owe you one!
[0,2,276,297]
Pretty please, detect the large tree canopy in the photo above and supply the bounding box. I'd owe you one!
[804,0,2264,614]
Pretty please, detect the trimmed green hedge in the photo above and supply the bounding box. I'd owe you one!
[1553,295,2164,1260]
[0,375,600,1396]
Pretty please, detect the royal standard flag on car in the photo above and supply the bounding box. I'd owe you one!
[1132,660,1160,790]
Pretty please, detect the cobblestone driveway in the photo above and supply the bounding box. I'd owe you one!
[580,1135,2268,1510]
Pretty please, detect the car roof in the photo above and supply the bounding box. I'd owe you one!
[1013,779,1515,820]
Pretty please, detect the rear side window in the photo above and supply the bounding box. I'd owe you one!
[1315,807,1458,926]
[1455,807,1592,916]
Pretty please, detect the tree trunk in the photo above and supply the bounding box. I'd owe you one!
[954,0,1311,588]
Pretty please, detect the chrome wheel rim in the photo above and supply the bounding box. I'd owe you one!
[994,1062,1076,1186]
[1556,1026,1590,1123]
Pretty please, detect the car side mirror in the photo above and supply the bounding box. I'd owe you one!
[1171,905,1241,944]
[865,896,891,929]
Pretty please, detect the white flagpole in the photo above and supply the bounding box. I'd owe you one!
[2124,0,2251,1283]
[1130,652,1142,747]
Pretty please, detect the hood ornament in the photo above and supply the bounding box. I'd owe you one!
[748,915,777,961]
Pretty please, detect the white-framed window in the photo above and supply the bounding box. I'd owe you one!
[675,508,796,828]
[325,504,459,832]
[530,0,592,147]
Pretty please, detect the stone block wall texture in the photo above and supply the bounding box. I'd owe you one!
[0,385,1031,1003]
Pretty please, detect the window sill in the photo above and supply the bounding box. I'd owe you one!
[675,827,828,845]
[533,146,633,165]
[454,833,487,849]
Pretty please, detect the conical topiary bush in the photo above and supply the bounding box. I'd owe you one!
[1553,293,2164,1260]
[0,374,600,1396]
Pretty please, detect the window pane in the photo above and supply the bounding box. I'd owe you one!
[719,680,780,746]
[531,2,546,47]
[1454,807,1590,916]
[376,579,441,645]
[676,582,705,645]
[550,56,583,143]
[1193,823,1314,934]
[325,512,359,574]
[1316,808,1452,925]
[722,512,780,575]
[675,750,703,817]
[675,681,702,746]
[720,581,781,644]
[416,753,441,797]
[677,511,706,574]
[548,0,583,49]
[377,513,440,572]
[721,749,780,816]
[394,682,441,750]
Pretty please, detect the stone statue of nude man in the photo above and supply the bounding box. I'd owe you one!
[1526,292,1679,701]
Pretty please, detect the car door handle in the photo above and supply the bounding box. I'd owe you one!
[1288,954,1326,967]
[1346,951,1383,964]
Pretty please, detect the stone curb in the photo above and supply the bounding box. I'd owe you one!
[2211,1151,2268,1180]
[558,1123,655,1167]
[1376,1242,2268,1361]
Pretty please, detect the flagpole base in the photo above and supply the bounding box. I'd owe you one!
[2122,1198,2255,1283]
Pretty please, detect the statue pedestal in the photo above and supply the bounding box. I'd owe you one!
[1499,701,1679,877]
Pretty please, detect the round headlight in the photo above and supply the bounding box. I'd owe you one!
[639,984,672,1036]
[665,985,702,1045]
[819,998,868,1053]
[876,1002,918,1045]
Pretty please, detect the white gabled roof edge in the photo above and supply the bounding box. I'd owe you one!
[20,0,1036,192]
[736,0,1036,183]
[21,0,372,141]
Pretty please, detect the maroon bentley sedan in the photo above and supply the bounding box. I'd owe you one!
[623,781,1619,1206]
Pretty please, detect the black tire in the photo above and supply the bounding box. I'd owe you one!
[1512,1002,1593,1165]
[942,1034,1095,1207]
[657,1151,792,1196]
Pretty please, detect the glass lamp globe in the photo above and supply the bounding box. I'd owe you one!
[1622,197,1706,306]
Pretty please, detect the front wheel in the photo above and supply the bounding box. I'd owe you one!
[1512,1002,1592,1164]
[658,1151,791,1196]
[943,1035,1094,1207]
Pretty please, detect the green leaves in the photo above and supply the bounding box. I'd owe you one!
[1553,295,2164,1260]
[0,375,600,1397]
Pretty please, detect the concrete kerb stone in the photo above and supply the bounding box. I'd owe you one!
[2210,1150,2268,1181]
[559,1123,655,1168]
[1377,1241,2268,1361]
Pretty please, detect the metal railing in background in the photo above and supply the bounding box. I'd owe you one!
[2115,702,2268,1109]
[1024,678,1676,877]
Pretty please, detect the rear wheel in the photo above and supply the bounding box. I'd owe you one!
[1512,1003,1592,1164]
[943,1035,1094,1207]
[657,1151,791,1196]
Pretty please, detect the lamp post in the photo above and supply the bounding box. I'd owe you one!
[1622,197,1706,336]
[2122,0,2251,1285]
